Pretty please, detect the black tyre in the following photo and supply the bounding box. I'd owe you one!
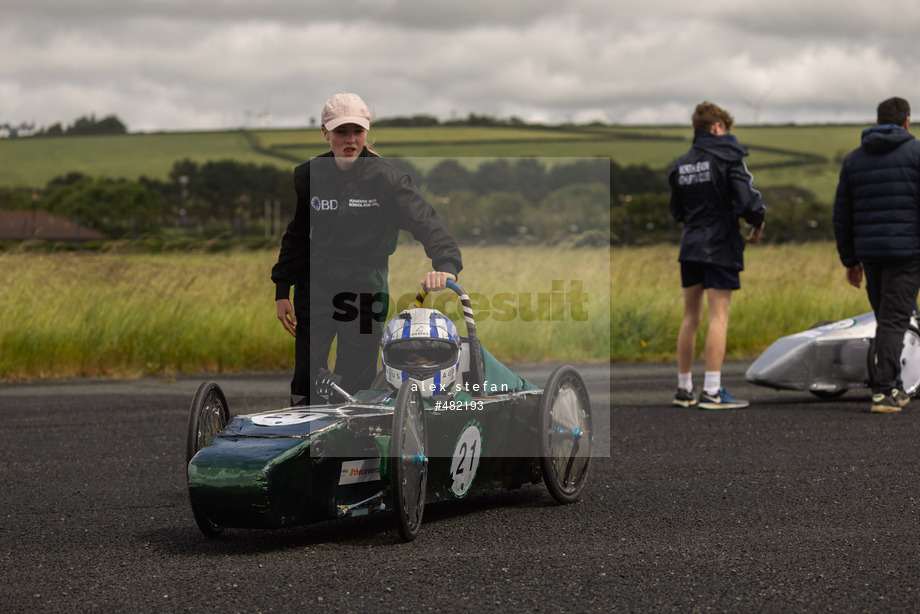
[186,381,230,538]
[390,381,428,542]
[539,365,592,504]
[809,389,848,400]
[868,324,920,397]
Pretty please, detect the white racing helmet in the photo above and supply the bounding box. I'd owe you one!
[381,308,461,397]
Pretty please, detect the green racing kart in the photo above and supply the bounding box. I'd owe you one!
[186,281,592,542]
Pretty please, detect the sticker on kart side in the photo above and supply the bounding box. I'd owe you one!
[250,412,326,426]
[339,459,382,485]
[450,420,482,498]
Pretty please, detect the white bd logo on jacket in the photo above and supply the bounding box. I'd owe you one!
[311,196,338,211]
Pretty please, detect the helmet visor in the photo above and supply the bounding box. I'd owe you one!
[383,338,460,376]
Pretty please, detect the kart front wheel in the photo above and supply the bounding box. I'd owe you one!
[186,381,230,538]
[539,365,592,504]
[390,381,428,542]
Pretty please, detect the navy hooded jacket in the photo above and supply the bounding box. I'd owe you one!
[833,125,920,267]
[669,130,766,270]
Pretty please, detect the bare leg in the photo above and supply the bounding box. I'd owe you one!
[704,288,733,373]
[678,284,704,375]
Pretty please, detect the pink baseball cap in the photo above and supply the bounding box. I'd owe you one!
[321,92,371,131]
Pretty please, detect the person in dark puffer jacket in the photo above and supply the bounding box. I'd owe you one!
[833,96,920,414]
[668,101,766,410]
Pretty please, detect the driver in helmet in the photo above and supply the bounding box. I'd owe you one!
[381,308,462,397]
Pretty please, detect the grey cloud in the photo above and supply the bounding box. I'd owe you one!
[2,1,919,131]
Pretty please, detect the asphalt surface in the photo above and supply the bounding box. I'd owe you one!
[2,361,919,613]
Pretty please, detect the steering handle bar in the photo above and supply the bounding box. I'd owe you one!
[413,279,484,390]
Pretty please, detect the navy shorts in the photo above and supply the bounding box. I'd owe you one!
[681,261,740,290]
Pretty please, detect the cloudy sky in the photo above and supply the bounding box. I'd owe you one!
[3,0,919,133]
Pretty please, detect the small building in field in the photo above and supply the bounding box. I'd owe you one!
[0,210,108,241]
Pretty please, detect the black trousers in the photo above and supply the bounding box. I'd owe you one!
[291,263,389,405]
[863,259,920,393]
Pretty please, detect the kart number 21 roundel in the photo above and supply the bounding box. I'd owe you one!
[450,421,482,497]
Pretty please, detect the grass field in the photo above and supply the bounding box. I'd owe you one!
[0,244,609,380]
[0,242,870,382]
[0,123,867,203]
[609,241,871,361]
[0,131,283,187]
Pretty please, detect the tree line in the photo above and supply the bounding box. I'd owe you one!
[2,114,127,138]
[0,153,832,247]
[32,114,128,138]
[8,111,554,138]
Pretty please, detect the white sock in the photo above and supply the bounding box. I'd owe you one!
[678,372,693,392]
[703,371,721,396]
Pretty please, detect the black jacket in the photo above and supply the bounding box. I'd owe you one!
[833,125,920,267]
[668,131,766,270]
[272,148,462,300]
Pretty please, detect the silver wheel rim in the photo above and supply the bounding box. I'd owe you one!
[547,383,590,494]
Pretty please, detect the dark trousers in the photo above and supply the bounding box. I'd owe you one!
[863,259,920,393]
[291,263,389,405]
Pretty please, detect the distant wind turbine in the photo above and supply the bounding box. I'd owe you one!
[743,86,774,125]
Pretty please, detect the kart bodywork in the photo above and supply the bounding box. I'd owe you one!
[186,282,592,541]
[745,311,920,399]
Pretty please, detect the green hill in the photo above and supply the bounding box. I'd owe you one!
[0,123,867,203]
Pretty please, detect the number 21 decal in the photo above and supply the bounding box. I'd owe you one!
[450,421,482,498]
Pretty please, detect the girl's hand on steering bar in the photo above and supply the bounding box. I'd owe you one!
[422,271,456,291]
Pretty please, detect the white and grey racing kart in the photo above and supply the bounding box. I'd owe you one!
[746,311,920,399]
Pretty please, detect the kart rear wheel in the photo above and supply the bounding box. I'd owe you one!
[539,365,592,504]
[390,381,428,542]
[186,381,230,538]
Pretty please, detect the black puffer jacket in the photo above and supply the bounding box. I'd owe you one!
[272,148,462,301]
[668,131,766,270]
[833,125,920,267]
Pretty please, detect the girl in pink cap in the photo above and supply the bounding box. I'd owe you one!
[271,92,463,405]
